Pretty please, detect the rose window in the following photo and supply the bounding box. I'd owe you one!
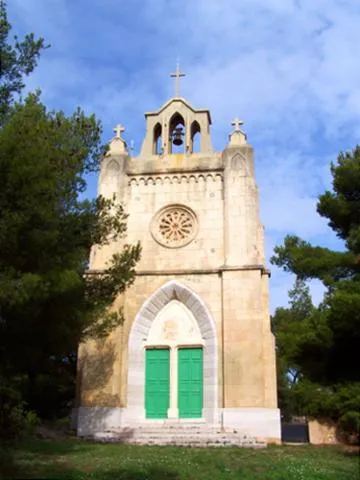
[151,205,198,248]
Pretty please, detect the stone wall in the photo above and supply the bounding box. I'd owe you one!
[308,419,339,444]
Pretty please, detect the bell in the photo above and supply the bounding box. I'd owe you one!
[172,127,184,146]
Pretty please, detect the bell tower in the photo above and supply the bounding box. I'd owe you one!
[139,65,213,156]
[77,67,281,444]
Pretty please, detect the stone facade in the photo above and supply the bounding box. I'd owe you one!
[76,95,281,442]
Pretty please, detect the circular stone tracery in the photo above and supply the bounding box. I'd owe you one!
[151,205,198,248]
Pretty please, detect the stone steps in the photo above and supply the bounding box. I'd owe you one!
[88,426,266,448]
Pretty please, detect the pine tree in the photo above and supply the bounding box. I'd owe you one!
[0,1,46,123]
[0,3,141,430]
[271,147,360,438]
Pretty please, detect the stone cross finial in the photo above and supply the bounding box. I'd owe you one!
[113,124,125,139]
[229,117,247,146]
[170,62,186,97]
[231,118,244,132]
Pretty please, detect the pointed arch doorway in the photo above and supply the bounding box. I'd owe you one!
[144,300,204,419]
[127,281,218,424]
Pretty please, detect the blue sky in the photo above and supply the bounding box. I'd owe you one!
[9,0,359,312]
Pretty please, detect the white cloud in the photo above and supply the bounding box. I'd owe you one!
[8,0,358,311]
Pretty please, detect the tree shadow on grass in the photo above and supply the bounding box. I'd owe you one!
[1,440,181,480]
[0,440,93,479]
[2,459,180,480]
[13,438,91,456]
[61,467,180,480]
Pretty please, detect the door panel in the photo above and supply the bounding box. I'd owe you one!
[178,348,203,418]
[145,349,170,419]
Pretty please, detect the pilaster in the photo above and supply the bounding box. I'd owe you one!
[222,144,263,267]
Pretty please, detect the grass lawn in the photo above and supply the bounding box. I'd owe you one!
[1,439,359,480]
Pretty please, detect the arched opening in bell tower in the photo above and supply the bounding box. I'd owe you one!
[190,120,201,153]
[169,112,185,154]
[153,122,162,155]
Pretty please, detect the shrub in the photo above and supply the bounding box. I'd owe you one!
[0,379,39,443]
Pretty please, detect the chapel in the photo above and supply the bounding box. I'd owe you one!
[76,66,281,442]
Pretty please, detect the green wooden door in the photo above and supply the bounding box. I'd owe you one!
[145,348,170,419]
[178,348,203,418]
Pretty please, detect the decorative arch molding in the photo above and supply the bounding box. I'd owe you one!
[230,152,250,176]
[127,280,218,424]
[100,159,120,197]
[106,159,120,172]
[169,111,185,129]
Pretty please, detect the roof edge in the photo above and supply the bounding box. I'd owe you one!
[144,97,212,124]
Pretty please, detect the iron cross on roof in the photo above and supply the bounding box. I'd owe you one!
[170,62,186,97]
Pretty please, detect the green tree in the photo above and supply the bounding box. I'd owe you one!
[0,3,141,426]
[271,278,316,420]
[0,0,46,123]
[0,95,141,379]
[271,146,360,439]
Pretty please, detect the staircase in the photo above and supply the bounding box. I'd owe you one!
[88,423,266,448]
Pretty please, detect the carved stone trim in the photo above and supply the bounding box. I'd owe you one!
[87,265,271,276]
[128,173,223,187]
